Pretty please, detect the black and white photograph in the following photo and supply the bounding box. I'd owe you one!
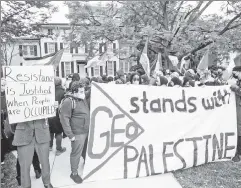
[1,1,241,188]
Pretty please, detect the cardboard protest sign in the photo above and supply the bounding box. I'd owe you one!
[83,83,237,182]
[2,66,56,124]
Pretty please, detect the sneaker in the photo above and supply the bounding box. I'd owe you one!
[34,169,42,179]
[70,173,83,184]
[56,147,66,156]
[49,147,53,151]
[232,154,240,162]
[44,183,53,188]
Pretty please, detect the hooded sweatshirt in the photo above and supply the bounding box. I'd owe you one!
[59,93,90,139]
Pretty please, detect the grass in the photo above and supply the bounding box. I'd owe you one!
[1,152,241,188]
[174,160,241,188]
[1,152,18,188]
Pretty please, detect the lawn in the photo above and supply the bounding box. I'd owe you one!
[1,152,241,188]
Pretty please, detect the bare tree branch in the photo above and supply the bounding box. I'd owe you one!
[170,1,184,31]
[191,1,213,23]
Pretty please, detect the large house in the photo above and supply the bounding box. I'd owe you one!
[4,23,136,79]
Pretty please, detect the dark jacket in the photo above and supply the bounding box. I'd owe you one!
[12,119,50,146]
[59,93,90,139]
[49,85,65,134]
[233,87,241,136]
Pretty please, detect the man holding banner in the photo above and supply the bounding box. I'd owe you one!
[230,66,241,162]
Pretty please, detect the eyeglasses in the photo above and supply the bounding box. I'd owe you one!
[133,78,139,81]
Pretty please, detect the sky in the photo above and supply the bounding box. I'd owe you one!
[48,1,224,23]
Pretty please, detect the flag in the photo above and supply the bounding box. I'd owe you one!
[222,56,236,81]
[197,50,209,72]
[197,48,216,73]
[139,38,150,77]
[179,57,189,74]
[168,55,179,66]
[45,49,64,68]
[154,53,162,73]
[85,51,108,68]
[234,52,241,67]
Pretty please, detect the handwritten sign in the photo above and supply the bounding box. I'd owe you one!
[2,66,56,124]
[83,83,237,182]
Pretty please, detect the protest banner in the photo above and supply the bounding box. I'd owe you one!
[83,83,237,182]
[2,66,56,124]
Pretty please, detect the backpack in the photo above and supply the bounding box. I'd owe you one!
[58,97,76,116]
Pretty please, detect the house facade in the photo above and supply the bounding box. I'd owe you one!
[4,23,136,79]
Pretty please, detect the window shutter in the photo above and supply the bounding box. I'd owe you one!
[71,61,74,73]
[91,67,94,76]
[60,43,63,50]
[61,62,65,77]
[99,43,102,54]
[113,43,116,53]
[85,43,88,53]
[56,65,59,76]
[114,61,117,76]
[105,61,107,75]
[19,45,23,56]
[70,47,73,53]
[44,43,48,54]
[55,42,58,52]
[100,66,103,76]
[104,43,107,52]
[75,47,78,54]
[34,45,37,56]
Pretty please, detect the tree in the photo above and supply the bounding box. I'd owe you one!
[0,1,58,65]
[66,1,241,71]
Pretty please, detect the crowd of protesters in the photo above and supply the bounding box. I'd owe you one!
[1,64,241,187]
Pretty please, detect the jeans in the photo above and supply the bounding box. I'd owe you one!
[17,137,50,188]
[70,134,87,174]
[16,150,41,180]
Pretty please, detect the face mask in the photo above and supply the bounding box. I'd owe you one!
[74,92,85,99]
[133,81,139,85]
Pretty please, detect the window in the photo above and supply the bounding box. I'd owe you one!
[48,43,55,53]
[65,62,71,77]
[22,45,36,56]
[29,46,34,56]
[94,66,100,76]
[23,46,28,56]
[48,29,53,35]
[107,61,113,75]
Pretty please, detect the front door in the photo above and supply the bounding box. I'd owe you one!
[77,63,86,78]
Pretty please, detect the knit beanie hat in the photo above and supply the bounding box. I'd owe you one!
[171,77,182,86]
[159,76,168,86]
[70,81,84,93]
[54,77,62,86]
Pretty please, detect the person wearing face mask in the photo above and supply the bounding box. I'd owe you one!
[59,81,90,184]
[230,66,241,162]
[130,73,141,85]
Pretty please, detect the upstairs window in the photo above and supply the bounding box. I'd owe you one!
[48,29,53,35]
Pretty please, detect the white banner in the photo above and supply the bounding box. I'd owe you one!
[2,66,56,124]
[83,83,237,182]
